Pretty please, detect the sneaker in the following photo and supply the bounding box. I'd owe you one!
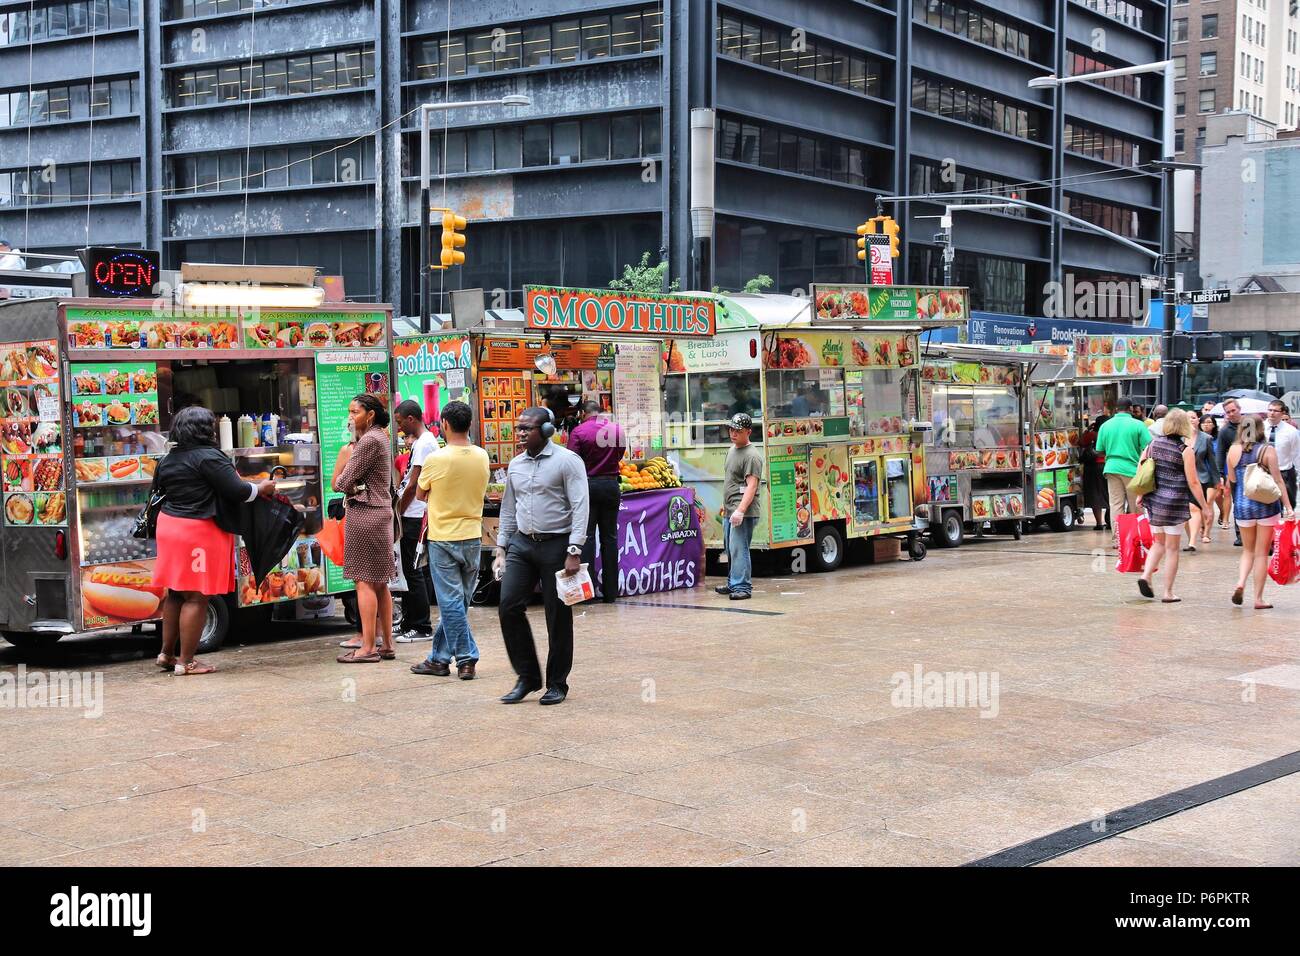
[729,591,752,601]
[395,629,433,643]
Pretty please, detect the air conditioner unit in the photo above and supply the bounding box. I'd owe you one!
[1199,70,1213,76]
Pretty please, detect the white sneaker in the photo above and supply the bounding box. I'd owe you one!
[395,629,433,643]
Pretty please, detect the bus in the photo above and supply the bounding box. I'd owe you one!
[1182,351,1300,405]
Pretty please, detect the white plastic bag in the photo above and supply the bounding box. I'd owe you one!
[389,541,407,592]
[555,563,595,606]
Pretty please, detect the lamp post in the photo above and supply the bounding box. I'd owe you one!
[1027,62,1197,404]
[418,95,529,332]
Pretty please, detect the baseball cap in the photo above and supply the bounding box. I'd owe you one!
[728,412,752,431]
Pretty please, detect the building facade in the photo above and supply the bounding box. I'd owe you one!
[2,0,1172,320]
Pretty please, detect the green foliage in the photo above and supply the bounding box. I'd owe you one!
[742,274,774,293]
[609,252,680,294]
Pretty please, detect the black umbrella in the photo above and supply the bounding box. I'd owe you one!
[238,494,306,587]
[1222,388,1275,404]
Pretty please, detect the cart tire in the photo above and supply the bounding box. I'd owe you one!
[341,592,359,627]
[1,631,55,650]
[196,596,231,654]
[932,509,964,548]
[1011,519,1023,540]
[810,524,845,573]
[1046,505,1075,533]
[908,536,927,561]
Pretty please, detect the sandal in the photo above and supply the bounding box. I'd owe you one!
[1137,578,1154,599]
[156,653,176,670]
[338,638,364,649]
[175,659,216,675]
[337,650,381,663]
[1255,603,1273,610]
[1231,586,1244,606]
[378,646,396,660]
[1182,546,1196,553]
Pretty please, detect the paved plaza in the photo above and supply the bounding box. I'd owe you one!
[2,531,1297,866]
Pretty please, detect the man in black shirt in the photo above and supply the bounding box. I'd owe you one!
[1215,398,1242,546]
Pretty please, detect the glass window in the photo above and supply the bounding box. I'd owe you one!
[336,49,362,88]
[1200,52,1216,75]
[494,126,521,168]
[49,5,69,38]
[552,121,579,164]
[1172,19,1187,42]
[219,152,241,191]
[765,368,845,418]
[218,65,240,101]
[1202,14,1218,39]
[443,35,464,76]
[642,8,662,51]
[244,150,263,189]
[466,30,494,74]
[466,128,493,171]
[108,0,129,29]
[262,147,287,188]
[689,370,761,424]
[580,16,610,59]
[552,19,579,63]
[287,56,312,95]
[241,61,264,99]
[413,39,439,79]
[444,131,466,173]
[68,164,89,202]
[263,58,287,97]
[1199,88,1215,112]
[92,162,113,199]
[760,27,780,69]
[47,86,70,120]
[853,459,880,524]
[642,112,660,155]
[288,146,311,185]
[195,154,218,192]
[522,24,549,66]
[611,11,642,55]
[610,114,639,159]
[69,83,90,119]
[581,116,609,161]
[312,147,335,183]
[312,52,337,92]
[522,123,549,165]
[496,27,522,70]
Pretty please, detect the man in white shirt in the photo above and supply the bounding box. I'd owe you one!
[1148,404,1169,438]
[1266,400,1300,505]
[393,399,441,642]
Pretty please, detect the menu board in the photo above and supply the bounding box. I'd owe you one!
[1,339,66,527]
[1034,470,1057,512]
[478,372,527,466]
[766,332,917,370]
[80,559,163,630]
[947,449,1021,471]
[811,285,969,326]
[480,338,602,371]
[768,447,811,543]
[612,341,662,461]
[68,362,158,430]
[921,362,1020,386]
[66,307,240,350]
[928,474,957,503]
[1073,334,1162,379]
[315,350,391,593]
[1032,426,1079,470]
[236,537,328,608]
[975,493,1023,521]
[392,334,474,430]
[244,311,387,350]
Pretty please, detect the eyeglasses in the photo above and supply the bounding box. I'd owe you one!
[516,423,537,433]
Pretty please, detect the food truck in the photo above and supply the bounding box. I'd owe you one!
[0,285,394,651]
[662,284,970,571]
[390,286,709,601]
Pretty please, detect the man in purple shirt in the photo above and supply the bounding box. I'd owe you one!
[568,401,626,603]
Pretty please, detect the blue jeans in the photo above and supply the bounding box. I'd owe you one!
[724,516,756,595]
[424,538,482,665]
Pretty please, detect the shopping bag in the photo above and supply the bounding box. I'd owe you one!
[555,563,596,606]
[1127,457,1156,497]
[1268,520,1300,586]
[317,516,346,567]
[1114,512,1153,573]
[388,541,407,593]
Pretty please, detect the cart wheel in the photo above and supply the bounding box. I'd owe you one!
[908,535,927,561]
[810,524,845,573]
[1011,519,1023,540]
[1,631,55,650]
[341,592,359,627]
[196,596,232,654]
[1046,505,1076,533]
[931,509,964,549]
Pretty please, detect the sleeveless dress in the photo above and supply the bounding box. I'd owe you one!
[1143,435,1191,529]
[1233,445,1282,522]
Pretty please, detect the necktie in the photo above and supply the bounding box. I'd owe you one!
[1270,427,1277,445]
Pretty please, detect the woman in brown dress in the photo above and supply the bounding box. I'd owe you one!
[333,394,396,663]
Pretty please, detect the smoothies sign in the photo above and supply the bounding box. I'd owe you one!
[525,286,716,338]
[392,334,473,426]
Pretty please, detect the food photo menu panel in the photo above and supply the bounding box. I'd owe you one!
[1,340,66,528]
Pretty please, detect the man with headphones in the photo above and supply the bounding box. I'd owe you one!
[494,406,590,705]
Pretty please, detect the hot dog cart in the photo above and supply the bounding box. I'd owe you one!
[0,294,393,651]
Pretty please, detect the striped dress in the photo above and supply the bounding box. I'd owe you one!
[1143,435,1192,528]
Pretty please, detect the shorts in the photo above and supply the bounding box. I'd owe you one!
[1236,515,1279,528]
[1148,525,1185,536]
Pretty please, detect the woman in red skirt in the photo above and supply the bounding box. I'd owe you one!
[152,406,274,674]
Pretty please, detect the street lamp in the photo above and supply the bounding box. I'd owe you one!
[1027,62,1198,404]
[418,95,530,332]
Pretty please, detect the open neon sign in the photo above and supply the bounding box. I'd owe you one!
[83,247,160,298]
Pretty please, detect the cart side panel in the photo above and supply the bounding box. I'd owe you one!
[667,445,731,549]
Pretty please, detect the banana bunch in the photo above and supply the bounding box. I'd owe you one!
[619,457,681,492]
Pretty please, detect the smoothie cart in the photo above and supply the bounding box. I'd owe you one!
[0,293,393,651]
[664,285,969,572]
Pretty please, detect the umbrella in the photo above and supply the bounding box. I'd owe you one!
[1208,398,1271,417]
[1222,388,1276,404]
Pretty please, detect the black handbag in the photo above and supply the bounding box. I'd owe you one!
[132,470,165,540]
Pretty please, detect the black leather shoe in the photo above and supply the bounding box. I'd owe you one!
[714,585,732,595]
[730,591,751,601]
[539,687,567,705]
[500,679,542,703]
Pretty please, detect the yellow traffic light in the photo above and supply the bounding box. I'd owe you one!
[881,216,901,258]
[436,210,467,268]
[855,220,876,261]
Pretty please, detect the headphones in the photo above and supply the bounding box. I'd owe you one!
[539,407,556,439]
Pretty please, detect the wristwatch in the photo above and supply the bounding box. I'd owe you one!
[566,545,582,556]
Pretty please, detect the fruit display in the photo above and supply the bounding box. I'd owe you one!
[619,457,681,493]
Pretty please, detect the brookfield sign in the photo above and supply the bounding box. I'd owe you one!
[525,286,715,338]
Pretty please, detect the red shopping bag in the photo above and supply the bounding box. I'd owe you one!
[1268,519,1300,585]
[1114,512,1153,573]
[317,516,346,567]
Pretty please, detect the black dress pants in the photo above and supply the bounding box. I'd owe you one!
[498,533,573,692]
[582,476,621,602]
[399,516,432,633]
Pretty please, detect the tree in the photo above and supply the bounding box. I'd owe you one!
[610,252,679,294]
[742,274,774,294]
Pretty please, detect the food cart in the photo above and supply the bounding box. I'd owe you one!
[390,286,710,601]
[663,285,969,572]
[0,292,394,651]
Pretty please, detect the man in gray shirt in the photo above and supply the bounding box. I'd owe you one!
[716,412,764,600]
[494,407,589,705]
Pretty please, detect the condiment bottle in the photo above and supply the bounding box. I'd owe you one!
[218,415,234,451]
[237,414,256,449]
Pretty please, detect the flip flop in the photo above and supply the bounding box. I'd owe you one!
[1231,587,1244,606]
[1182,546,1196,553]
[338,638,363,649]
[1254,604,1273,610]
[1137,578,1154,598]
[337,650,381,663]
[1161,598,1181,603]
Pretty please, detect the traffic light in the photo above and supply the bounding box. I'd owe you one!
[881,216,901,258]
[855,219,877,261]
[438,210,467,268]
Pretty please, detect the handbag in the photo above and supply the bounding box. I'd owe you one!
[1127,455,1156,497]
[131,469,165,540]
[1244,448,1281,504]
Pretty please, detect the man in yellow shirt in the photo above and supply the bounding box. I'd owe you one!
[411,401,491,680]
